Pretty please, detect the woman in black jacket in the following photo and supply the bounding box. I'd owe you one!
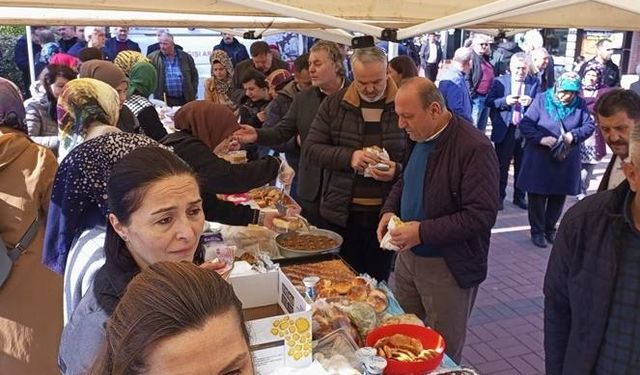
[161,101,290,225]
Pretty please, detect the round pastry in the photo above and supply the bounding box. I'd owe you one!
[317,287,339,299]
[351,277,369,287]
[317,278,332,288]
[366,289,389,313]
[348,285,368,302]
[272,217,303,231]
[333,281,352,295]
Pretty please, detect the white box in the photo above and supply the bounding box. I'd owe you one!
[230,269,312,374]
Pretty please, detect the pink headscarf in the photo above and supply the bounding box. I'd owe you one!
[50,53,80,71]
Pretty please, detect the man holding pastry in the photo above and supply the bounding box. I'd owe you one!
[377,77,499,362]
[303,46,406,282]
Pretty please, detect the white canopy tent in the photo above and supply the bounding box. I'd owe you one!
[0,0,638,38]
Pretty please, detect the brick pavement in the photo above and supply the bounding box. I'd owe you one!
[458,158,610,374]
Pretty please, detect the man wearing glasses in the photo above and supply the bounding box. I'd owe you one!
[579,38,621,88]
[465,34,495,132]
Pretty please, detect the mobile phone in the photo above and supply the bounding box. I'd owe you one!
[375,163,390,172]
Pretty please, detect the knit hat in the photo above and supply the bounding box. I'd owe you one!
[266,69,293,91]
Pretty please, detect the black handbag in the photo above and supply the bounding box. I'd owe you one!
[550,111,574,162]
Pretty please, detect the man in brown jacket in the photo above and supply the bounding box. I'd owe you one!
[377,77,499,362]
[303,47,406,282]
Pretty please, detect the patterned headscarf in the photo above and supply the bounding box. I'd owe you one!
[0,78,27,133]
[127,61,157,98]
[581,63,604,91]
[114,50,150,77]
[544,71,583,121]
[43,132,169,274]
[57,78,121,158]
[174,101,240,150]
[40,42,61,64]
[209,49,234,94]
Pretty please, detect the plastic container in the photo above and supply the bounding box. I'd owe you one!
[365,324,446,375]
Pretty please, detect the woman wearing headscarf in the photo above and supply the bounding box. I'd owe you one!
[113,50,149,77]
[35,41,61,77]
[160,101,289,225]
[49,53,80,71]
[25,64,77,154]
[0,77,62,374]
[43,132,166,324]
[122,61,168,141]
[78,60,138,134]
[517,71,596,248]
[57,78,121,161]
[204,49,243,112]
[577,64,611,200]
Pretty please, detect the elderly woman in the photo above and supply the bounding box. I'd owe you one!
[89,262,253,374]
[43,132,166,324]
[59,147,206,374]
[517,72,596,248]
[578,65,611,199]
[77,60,139,134]
[57,78,121,161]
[25,64,77,154]
[35,41,61,77]
[122,61,168,140]
[204,49,243,112]
[160,101,289,225]
[0,78,62,374]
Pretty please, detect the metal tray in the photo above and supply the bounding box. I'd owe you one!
[275,228,343,259]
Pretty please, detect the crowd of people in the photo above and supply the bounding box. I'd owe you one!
[2,25,640,375]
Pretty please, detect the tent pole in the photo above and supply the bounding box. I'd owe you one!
[222,0,384,37]
[26,26,36,91]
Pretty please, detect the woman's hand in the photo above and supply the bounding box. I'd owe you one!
[540,136,557,148]
[563,132,573,145]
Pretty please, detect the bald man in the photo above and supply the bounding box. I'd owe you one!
[377,77,499,362]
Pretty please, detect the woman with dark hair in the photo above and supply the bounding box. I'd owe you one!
[42,132,166,324]
[0,77,62,374]
[59,147,206,375]
[89,261,253,375]
[57,78,121,161]
[122,61,168,141]
[161,101,292,225]
[388,55,419,86]
[25,64,77,154]
[517,72,596,248]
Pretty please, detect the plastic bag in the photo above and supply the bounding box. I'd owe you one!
[363,147,390,178]
[380,215,402,251]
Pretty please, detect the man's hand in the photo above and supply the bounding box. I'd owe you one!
[506,95,520,106]
[232,125,258,144]
[390,221,422,252]
[377,212,395,242]
[519,95,532,107]
[369,161,397,182]
[351,150,380,173]
[540,136,558,148]
[257,111,266,122]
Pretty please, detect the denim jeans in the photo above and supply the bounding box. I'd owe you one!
[471,95,489,132]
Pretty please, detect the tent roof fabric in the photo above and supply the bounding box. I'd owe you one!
[0,0,637,35]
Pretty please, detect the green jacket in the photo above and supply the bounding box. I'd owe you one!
[148,50,198,102]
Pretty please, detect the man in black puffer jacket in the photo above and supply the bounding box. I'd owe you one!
[303,47,406,282]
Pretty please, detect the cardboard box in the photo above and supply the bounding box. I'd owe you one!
[230,269,312,374]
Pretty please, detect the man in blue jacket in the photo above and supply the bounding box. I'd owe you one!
[213,33,250,67]
[486,52,538,210]
[544,94,640,374]
[438,47,473,123]
[103,27,141,61]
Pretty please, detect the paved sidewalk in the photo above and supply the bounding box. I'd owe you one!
[459,159,610,374]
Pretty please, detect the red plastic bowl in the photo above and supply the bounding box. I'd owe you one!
[365,324,446,375]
